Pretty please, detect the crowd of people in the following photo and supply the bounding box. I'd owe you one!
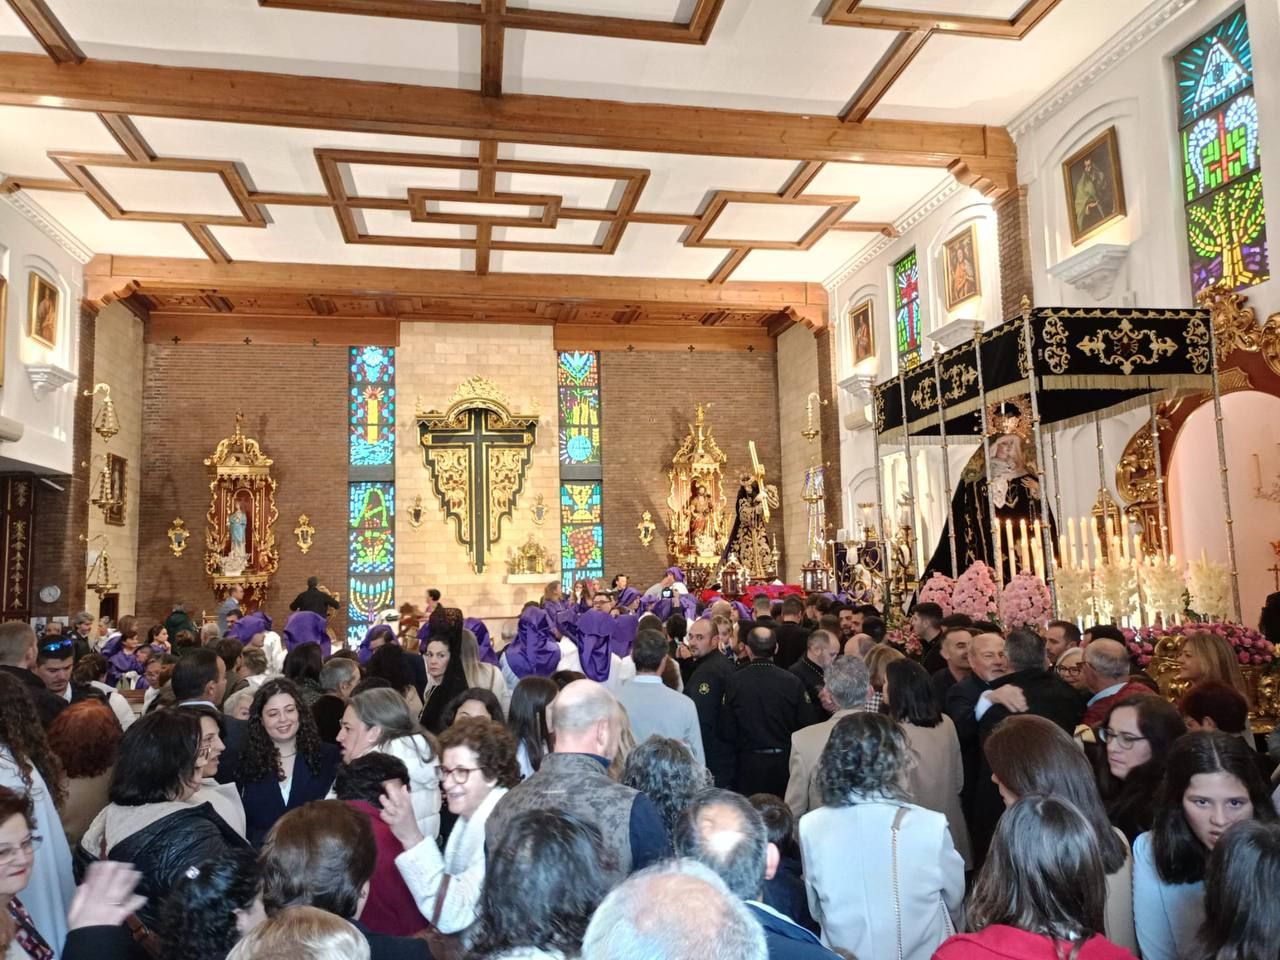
[2,576,1280,960]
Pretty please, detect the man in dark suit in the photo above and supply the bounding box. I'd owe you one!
[773,597,809,670]
[911,601,946,674]
[674,790,841,960]
[289,576,341,617]
[0,621,68,727]
[685,617,738,789]
[720,627,808,797]
[173,647,246,784]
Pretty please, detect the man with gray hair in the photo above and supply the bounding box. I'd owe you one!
[486,679,667,882]
[783,655,871,817]
[581,858,767,960]
[312,654,359,743]
[673,790,840,960]
[70,610,96,661]
[1080,637,1148,727]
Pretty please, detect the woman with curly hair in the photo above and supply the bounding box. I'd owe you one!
[158,848,264,960]
[799,712,964,960]
[622,736,708,835]
[236,678,339,846]
[0,668,72,953]
[381,717,520,937]
[46,700,121,847]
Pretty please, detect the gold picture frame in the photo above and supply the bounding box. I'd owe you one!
[942,224,981,310]
[1062,126,1127,245]
[849,300,875,367]
[27,272,58,349]
[104,453,127,526]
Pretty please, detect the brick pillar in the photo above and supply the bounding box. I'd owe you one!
[29,301,96,618]
[994,186,1035,318]
[814,328,843,538]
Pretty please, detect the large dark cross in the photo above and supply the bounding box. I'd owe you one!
[418,405,538,574]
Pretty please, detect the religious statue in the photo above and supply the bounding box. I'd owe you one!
[922,398,1056,582]
[665,405,730,581]
[203,412,280,608]
[723,442,780,582]
[228,505,248,556]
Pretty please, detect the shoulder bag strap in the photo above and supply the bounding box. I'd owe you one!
[429,872,452,928]
[891,806,908,960]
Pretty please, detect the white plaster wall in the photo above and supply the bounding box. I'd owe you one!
[0,199,86,474]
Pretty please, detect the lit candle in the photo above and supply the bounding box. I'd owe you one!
[1005,519,1018,576]
[1019,519,1031,573]
[1134,533,1143,559]
[1120,512,1131,561]
[1059,533,1070,570]
[1090,521,1103,570]
[1068,520,1078,569]
[1105,515,1115,546]
[1032,534,1045,581]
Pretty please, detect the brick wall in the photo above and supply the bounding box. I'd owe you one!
[600,349,784,587]
[85,303,144,614]
[29,301,95,619]
[395,323,560,622]
[135,344,348,633]
[777,327,820,582]
[995,187,1035,319]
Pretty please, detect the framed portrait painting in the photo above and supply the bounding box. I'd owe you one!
[1062,127,1127,245]
[942,225,981,310]
[849,300,875,367]
[105,453,127,526]
[27,273,58,349]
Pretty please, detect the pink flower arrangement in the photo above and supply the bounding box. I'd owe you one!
[886,627,923,658]
[953,562,998,621]
[998,572,1052,630]
[1128,621,1275,669]
[918,572,956,617]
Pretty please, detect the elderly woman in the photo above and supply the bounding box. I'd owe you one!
[381,718,519,938]
[799,712,964,960]
[1055,646,1089,692]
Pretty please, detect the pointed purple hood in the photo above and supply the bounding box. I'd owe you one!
[284,610,330,657]
[504,607,562,679]
[357,624,396,665]
[574,610,615,682]
[465,617,498,666]
[229,611,273,645]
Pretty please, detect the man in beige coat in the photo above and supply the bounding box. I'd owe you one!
[784,655,872,818]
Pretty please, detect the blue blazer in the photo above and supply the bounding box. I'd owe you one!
[239,742,341,846]
[746,900,843,960]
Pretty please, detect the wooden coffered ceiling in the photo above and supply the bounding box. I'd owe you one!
[0,0,1144,338]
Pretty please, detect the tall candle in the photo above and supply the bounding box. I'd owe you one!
[1006,519,1017,576]
[1090,520,1103,570]
[1032,534,1045,581]
[1059,533,1070,570]
[1134,533,1143,559]
[1120,512,1131,561]
[1019,519,1031,573]
[1068,520,1078,569]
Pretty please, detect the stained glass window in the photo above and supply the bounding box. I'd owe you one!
[349,346,396,643]
[557,351,603,589]
[561,482,603,590]
[1175,8,1269,294]
[893,249,922,371]
[558,352,601,467]
[350,347,396,467]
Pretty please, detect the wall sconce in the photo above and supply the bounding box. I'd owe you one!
[81,533,118,596]
[83,383,120,442]
[86,454,122,520]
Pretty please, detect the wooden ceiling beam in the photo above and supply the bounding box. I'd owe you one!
[840,29,932,124]
[0,53,1017,170]
[5,0,84,64]
[825,0,1064,39]
[480,0,504,98]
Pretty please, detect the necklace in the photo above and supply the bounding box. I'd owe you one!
[278,750,297,760]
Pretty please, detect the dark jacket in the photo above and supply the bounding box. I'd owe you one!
[352,918,431,960]
[762,854,818,934]
[290,586,340,616]
[746,901,843,960]
[685,650,739,788]
[238,742,341,846]
[787,657,830,727]
[0,665,67,727]
[773,622,810,670]
[943,673,989,812]
[77,802,250,931]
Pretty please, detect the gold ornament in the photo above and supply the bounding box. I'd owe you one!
[637,510,656,547]
[294,514,316,554]
[406,494,427,529]
[83,383,120,442]
[167,518,190,557]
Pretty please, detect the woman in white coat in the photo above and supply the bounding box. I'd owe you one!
[335,688,441,843]
[799,712,964,960]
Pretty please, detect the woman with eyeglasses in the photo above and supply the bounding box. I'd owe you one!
[1133,731,1277,960]
[1054,646,1089,693]
[380,718,519,941]
[1096,695,1186,842]
[0,786,55,959]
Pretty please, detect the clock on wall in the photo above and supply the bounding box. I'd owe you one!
[37,585,60,604]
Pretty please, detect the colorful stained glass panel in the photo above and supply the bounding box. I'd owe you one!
[1186,170,1270,293]
[349,481,395,573]
[559,387,601,465]
[558,351,599,388]
[1182,93,1260,202]
[560,481,603,590]
[1176,9,1253,126]
[893,249,922,371]
[347,577,394,643]
[349,347,396,467]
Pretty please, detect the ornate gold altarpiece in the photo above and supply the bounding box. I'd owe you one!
[203,413,280,606]
[666,405,730,584]
[416,377,538,575]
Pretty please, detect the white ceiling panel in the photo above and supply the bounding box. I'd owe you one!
[348,162,477,200]
[870,0,1026,16]
[131,118,476,196]
[89,166,244,218]
[506,0,687,16]
[20,190,204,258]
[505,3,896,114]
[357,209,474,242]
[53,0,479,88]
[496,172,622,211]
[873,0,1141,124]
[705,202,828,244]
[211,205,473,271]
[0,106,125,180]
[493,217,605,246]
[806,164,952,221]
[732,231,882,282]
[492,223,725,278]
[0,3,40,53]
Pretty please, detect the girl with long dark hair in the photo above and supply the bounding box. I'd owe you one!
[1096,695,1186,842]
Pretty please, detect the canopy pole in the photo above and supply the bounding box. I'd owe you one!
[1149,400,1170,559]
[1208,322,1243,622]
[898,371,919,585]
[871,399,892,606]
[1050,429,1064,543]
[973,322,1005,588]
[933,352,958,576]
[1020,302,1056,608]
